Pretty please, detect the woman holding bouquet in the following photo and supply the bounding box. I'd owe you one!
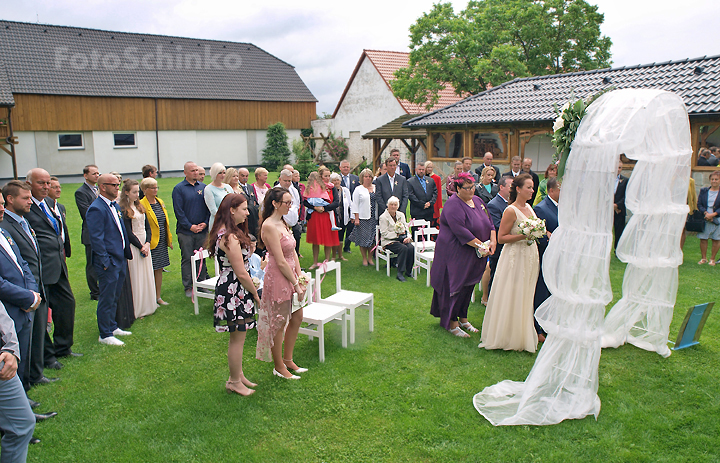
[479,173,544,353]
[207,193,261,396]
[379,196,415,282]
[430,173,496,337]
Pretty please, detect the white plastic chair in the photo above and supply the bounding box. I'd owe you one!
[375,226,397,277]
[412,225,439,286]
[315,261,373,344]
[296,284,348,362]
[191,249,220,315]
[411,222,438,253]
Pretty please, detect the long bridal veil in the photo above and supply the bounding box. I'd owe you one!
[473,89,691,426]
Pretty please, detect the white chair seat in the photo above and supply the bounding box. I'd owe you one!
[191,249,221,315]
[414,249,435,287]
[376,226,397,277]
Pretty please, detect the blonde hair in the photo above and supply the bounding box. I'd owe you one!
[210,162,226,182]
[481,166,496,178]
[318,166,330,178]
[359,168,373,181]
[225,167,238,185]
[254,167,268,178]
[140,177,157,192]
[306,171,323,193]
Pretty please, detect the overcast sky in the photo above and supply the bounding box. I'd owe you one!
[3,0,719,115]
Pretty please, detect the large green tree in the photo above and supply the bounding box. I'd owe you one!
[391,0,612,109]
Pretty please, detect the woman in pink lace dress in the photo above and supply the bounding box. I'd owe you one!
[256,188,308,379]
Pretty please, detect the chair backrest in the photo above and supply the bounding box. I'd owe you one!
[410,218,431,228]
[190,248,219,281]
[414,227,439,242]
[315,260,342,298]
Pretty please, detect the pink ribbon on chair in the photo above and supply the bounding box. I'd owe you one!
[191,247,205,303]
[311,259,330,303]
[408,219,428,252]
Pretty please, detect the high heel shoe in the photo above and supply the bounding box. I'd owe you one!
[283,358,308,373]
[273,368,300,380]
[225,379,255,396]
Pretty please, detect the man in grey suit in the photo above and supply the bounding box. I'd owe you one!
[75,165,100,300]
[407,162,438,222]
[25,168,79,365]
[375,158,408,215]
[0,301,36,462]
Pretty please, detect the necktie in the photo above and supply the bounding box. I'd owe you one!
[343,176,349,188]
[39,201,60,235]
[20,218,38,252]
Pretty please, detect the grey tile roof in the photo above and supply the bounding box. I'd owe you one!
[404,55,720,128]
[0,20,316,102]
[0,62,14,106]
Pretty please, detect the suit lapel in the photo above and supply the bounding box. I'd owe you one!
[31,201,55,230]
[8,218,38,257]
[0,230,23,276]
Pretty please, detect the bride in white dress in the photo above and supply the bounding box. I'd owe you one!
[479,173,541,353]
[120,180,158,319]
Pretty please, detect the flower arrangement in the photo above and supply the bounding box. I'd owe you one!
[297,272,311,287]
[475,240,492,258]
[394,221,407,235]
[518,217,547,246]
[551,87,614,180]
[252,277,261,289]
[0,119,7,126]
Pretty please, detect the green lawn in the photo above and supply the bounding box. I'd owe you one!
[25,174,720,462]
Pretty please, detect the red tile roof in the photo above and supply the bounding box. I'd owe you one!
[332,49,466,117]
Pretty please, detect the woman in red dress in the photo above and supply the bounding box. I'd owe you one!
[303,166,340,269]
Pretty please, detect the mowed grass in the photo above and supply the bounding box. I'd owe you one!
[25,174,720,462]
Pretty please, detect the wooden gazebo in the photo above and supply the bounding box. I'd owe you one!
[362,114,427,171]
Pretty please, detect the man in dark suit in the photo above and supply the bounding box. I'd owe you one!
[389,149,412,180]
[375,157,409,215]
[407,162,438,223]
[25,168,78,364]
[0,181,61,388]
[475,152,502,184]
[502,156,523,180]
[614,163,628,250]
[521,158,540,204]
[237,167,260,238]
[486,176,512,293]
[74,164,100,300]
[0,192,42,392]
[47,177,71,260]
[462,157,480,182]
[339,160,359,253]
[86,174,133,346]
[533,177,560,340]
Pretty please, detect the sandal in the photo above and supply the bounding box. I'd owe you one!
[698,259,708,265]
[710,260,717,267]
[459,321,479,333]
[448,326,470,338]
[480,299,488,306]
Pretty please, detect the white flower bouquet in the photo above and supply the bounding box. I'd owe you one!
[297,272,311,287]
[394,220,407,235]
[251,277,261,289]
[518,217,547,246]
[475,240,492,258]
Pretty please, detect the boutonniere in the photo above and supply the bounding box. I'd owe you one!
[481,204,486,212]
[6,235,14,246]
[197,190,203,195]
[394,181,398,186]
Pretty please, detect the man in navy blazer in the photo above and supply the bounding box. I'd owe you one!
[86,174,133,346]
[75,165,100,300]
[0,192,41,391]
[486,176,512,293]
[389,149,412,180]
[613,164,628,250]
[375,157,409,215]
[407,162,438,222]
[533,177,560,338]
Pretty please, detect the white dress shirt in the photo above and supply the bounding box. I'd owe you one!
[283,185,300,227]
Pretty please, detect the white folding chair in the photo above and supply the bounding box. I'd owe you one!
[191,249,220,315]
[375,226,397,277]
[315,261,373,344]
[412,225,439,285]
[296,285,348,362]
[414,249,435,287]
[411,223,438,253]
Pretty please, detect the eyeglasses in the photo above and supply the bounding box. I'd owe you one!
[460,185,475,191]
[103,183,120,187]
[279,200,293,205]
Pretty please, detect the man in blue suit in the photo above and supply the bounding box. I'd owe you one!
[0,192,41,391]
[339,160,360,253]
[86,174,133,346]
[533,177,560,340]
[486,176,512,294]
[389,149,412,180]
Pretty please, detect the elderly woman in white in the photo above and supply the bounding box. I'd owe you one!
[204,162,234,229]
[348,168,377,266]
[379,196,415,282]
[330,172,352,261]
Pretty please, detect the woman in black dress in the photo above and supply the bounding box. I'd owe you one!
[207,193,261,396]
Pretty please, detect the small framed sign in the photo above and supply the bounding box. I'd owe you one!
[672,302,714,350]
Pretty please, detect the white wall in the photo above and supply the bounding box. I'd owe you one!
[523,134,556,173]
[195,130,248,169]
[0,131,37,178]
[93,131,158,174]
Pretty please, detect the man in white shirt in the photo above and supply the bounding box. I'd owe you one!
[475,152,502,183]
[277,169,302,255]
[502,156,522,179]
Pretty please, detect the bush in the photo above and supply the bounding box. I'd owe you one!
[261,122,291,171]
[293,138,315,180]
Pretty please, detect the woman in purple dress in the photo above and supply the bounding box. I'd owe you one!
[430,173,496,337]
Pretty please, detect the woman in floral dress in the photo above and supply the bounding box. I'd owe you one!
[208,193,261,396]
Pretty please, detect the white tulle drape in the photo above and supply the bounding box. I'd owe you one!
[473,89,691,426]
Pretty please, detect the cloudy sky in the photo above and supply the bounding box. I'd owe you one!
[4,0,719,115]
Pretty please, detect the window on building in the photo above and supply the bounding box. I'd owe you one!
[429,132,464,158]
[113,132,137,148]
[58,133,84,150]
[472,132,509,160]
